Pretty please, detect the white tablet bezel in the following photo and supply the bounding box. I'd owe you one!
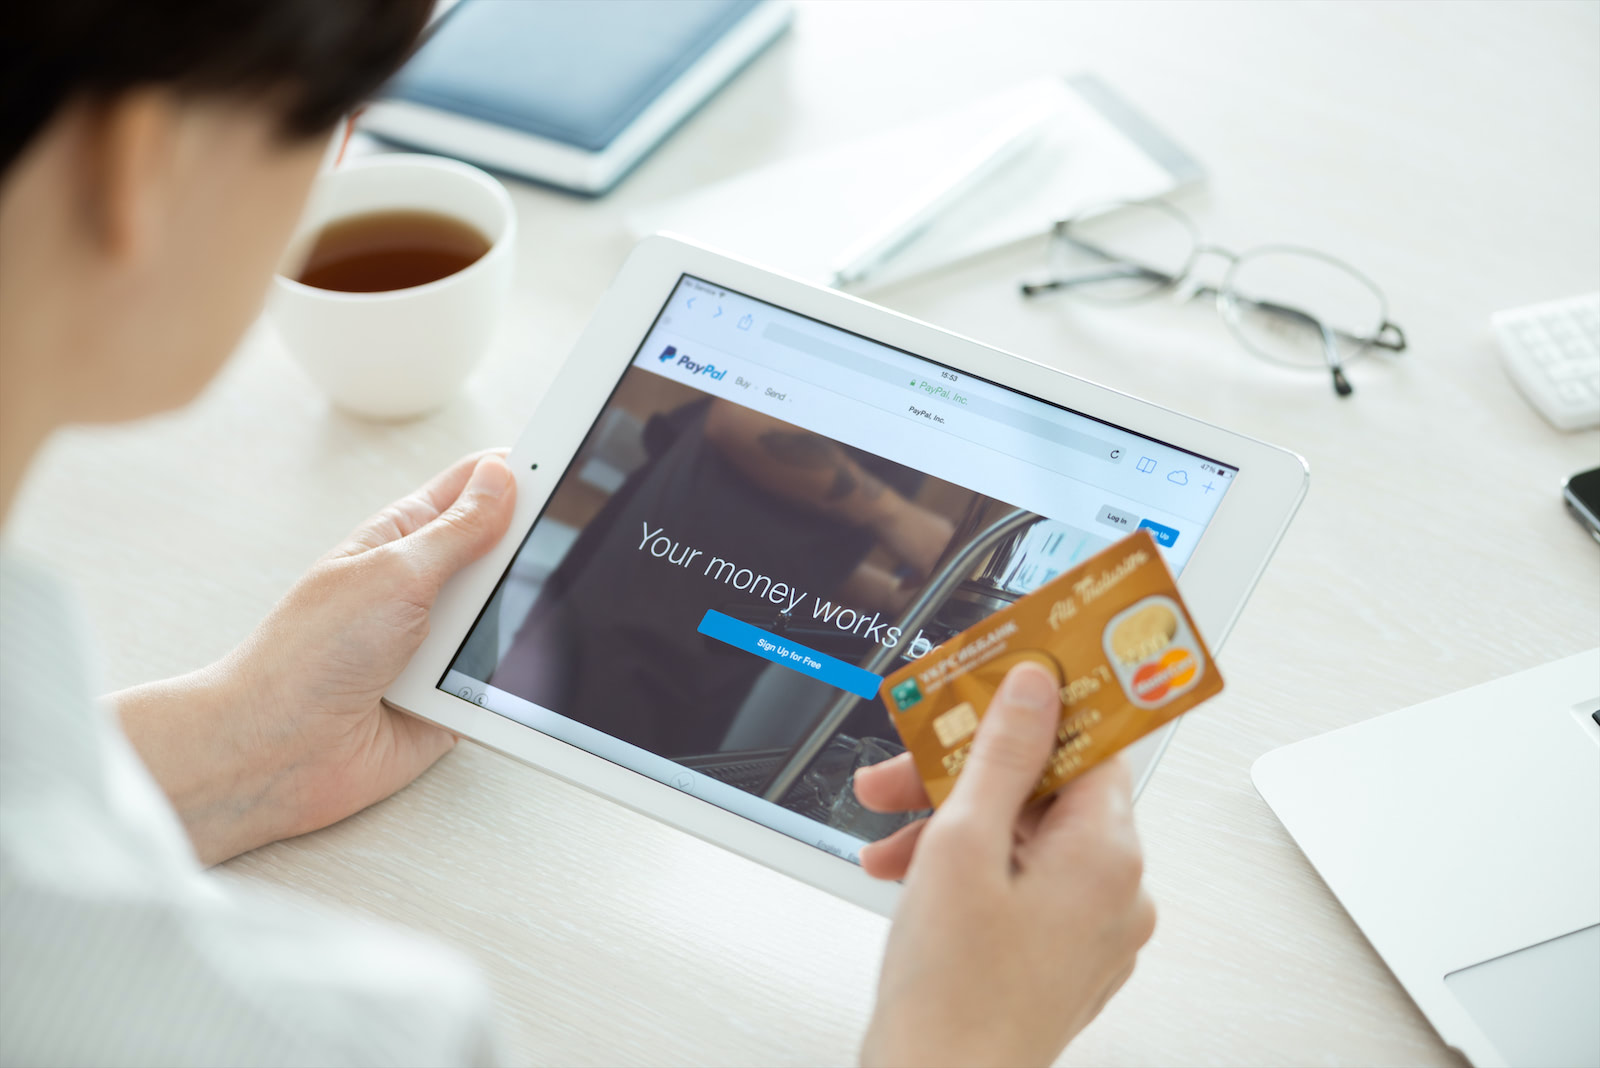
[386,234,1308,916]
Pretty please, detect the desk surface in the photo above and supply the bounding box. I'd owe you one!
[9,2,1599,1064]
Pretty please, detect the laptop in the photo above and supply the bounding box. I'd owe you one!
[1253,649,1599,1068]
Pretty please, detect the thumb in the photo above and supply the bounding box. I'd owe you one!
[938,661,1061,863]
[400,454,516,597]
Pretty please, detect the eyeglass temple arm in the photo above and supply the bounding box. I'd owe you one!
[1020,263,1175,297]
[1021,232,1180,296]
[1317,321,1354,397]
[1236,296,1353,397]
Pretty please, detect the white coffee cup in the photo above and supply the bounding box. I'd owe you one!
[269,154,515,420]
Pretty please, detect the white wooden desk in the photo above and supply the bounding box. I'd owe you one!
[9,2,1598,1064]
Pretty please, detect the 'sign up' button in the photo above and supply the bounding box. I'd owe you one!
[1138,519,1179,547]
[697,610,884,699]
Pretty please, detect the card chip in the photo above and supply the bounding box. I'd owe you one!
[1109,602,1178,664]
[932,702,979,747]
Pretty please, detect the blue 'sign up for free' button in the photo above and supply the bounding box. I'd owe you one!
[697,609,883,699]
[1138,518,1179,547]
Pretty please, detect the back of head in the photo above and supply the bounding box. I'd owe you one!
[0,0,437,510]
[0,0,435,176]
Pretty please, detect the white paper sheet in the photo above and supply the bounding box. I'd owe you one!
[628,76,1201,292]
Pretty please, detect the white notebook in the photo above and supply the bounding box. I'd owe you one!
[628,74,1204,291]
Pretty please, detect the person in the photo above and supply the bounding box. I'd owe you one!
[0,3,1157,1065]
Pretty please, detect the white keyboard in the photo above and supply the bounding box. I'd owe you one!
[1492,293,1600,431]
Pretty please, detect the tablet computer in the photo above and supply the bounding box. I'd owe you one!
[387,235,1308,914]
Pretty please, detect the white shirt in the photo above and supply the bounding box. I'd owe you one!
[0,554,499,1066]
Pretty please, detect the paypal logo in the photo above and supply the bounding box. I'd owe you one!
[658,345,727,381]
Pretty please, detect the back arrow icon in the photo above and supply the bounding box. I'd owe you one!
[686,297,696,309]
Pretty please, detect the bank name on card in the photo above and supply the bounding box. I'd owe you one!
[879,528,1223,807]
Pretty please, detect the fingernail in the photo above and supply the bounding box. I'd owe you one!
[467,456,512,499]
[998,662,1059,716]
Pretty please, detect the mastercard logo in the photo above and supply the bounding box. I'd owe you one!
[1131,648,1199,703]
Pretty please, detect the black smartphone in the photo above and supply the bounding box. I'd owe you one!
[1563,466,1600,543]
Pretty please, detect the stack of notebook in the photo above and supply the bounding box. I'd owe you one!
[362,0,793,196]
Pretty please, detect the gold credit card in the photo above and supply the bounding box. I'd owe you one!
[879,528,1223,807]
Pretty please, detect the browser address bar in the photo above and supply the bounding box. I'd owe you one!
[759,322,1126,465]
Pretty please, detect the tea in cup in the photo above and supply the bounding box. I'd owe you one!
[270,153,515,420]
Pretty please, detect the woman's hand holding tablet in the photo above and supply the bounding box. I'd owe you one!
[116,451,517,864]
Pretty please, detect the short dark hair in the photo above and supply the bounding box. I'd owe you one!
[1,0,433,176]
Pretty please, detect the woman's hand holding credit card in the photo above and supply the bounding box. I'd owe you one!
[853,529,1220,1065]
[855,659,1158,1065]
[881,528,1223,807]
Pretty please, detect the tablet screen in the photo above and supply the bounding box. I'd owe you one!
[441,274,1237,863]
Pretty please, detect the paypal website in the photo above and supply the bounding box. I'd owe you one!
[441,274,1238,863]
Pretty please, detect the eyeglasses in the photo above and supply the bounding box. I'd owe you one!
[1020,200,1406,397]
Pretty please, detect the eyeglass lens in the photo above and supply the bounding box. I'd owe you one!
[1221,249,1386,370]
